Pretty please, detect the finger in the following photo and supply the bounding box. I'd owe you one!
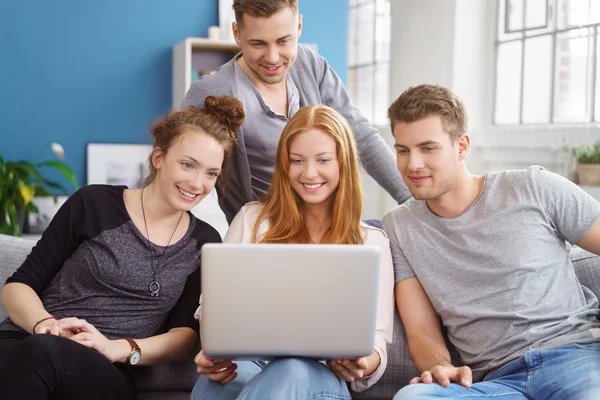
[331,360,356,382]
[326,361,347,382]
[409,376,423,384]
[458,366,473,388]
[340,359,364,379]
[194,352,208,366]
[49,323,62,337]
[59,319,98,334]
[421,370,434,384]
[220,371,238,384]
[206,365,237,382]
[70,332,92,342]
[201,360,235,373]
[199,362,237,375]
[59,328,74,338]
[352,357,369,370]
[431,369,450,387]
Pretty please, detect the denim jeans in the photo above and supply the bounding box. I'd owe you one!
[393,342,600,400]
[191,358,351,400]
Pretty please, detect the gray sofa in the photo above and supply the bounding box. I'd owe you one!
[2,233,600,400]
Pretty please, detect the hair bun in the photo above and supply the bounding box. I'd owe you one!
[204,95,245,132]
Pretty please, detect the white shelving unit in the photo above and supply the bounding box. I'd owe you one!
[172,37,240,110]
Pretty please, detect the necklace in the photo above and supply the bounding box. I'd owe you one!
[141,186,184,297]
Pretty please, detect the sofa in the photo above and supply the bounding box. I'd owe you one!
[1,233,600,400]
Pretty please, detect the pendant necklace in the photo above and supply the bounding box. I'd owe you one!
[141,186,184,297]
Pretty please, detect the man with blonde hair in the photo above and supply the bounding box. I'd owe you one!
[383,84,600,399]
[183,0,410,223]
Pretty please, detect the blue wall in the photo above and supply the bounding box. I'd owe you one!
[0,0,348,191]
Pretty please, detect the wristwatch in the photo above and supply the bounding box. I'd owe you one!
[124,338,141,366]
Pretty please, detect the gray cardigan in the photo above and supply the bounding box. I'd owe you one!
[182,45,411,223]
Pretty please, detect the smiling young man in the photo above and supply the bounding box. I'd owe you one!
[182,0,411,223]
[382,84,600,399]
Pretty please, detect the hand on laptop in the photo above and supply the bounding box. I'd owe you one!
[326,357,370,382]
[194,350,238,384]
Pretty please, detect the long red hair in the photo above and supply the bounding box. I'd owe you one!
[252,105,363,244]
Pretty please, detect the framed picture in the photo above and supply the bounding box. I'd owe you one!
[87,143,153,188]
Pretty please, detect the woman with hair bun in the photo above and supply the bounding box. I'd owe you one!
[0,96,245,400]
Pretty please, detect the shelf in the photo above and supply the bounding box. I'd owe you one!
[172,37,241,110]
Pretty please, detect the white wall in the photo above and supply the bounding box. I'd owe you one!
[386,0,600,185]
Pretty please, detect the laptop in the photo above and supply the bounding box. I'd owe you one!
[201,243,381,360]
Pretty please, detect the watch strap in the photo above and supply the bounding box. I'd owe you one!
[124,338,141,365]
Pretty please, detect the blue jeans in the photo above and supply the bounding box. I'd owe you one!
[393,342,600,400]
[191,358,351,400]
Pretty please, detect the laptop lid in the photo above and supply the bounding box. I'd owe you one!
[201,243,380,360]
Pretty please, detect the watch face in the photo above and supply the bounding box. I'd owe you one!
[129,351,141,365]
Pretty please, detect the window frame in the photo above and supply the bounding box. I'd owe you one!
[494,0,600,125]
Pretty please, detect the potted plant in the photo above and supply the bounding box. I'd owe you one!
[575,141,600,186]
[0,142,78,236]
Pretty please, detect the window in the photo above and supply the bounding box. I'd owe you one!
[347,0,391,127]
[494,0,600,125]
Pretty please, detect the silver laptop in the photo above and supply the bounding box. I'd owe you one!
[201,243,381,360]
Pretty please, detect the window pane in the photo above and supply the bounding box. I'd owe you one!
[348,8,358,66]
[495,41,523,124]
[375,11,390,62]
[373,62,389,126]
[592,1,600,24]
[525,0,548,29]
[354,65,375,124]
[522,35,552,123]
[553,28,593,122]
[354,2,375,66]
[596,30,600,122]
[557,0,590,29]
[507,0,524,32]
[498,0,524,40]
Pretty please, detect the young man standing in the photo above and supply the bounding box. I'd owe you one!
[383,84,600,399]
[182,0,410,222]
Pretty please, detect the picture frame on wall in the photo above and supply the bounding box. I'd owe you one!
[87,143,153,188]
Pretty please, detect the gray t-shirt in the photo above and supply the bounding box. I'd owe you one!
[382,166,600,381]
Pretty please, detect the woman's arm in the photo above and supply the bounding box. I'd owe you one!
[1,190,87,333]
[1,283,55,334]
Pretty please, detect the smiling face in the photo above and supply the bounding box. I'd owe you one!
[287,128,340,208]
[152,129,225,212]
[233,6,302,85]
[393,116,467,201]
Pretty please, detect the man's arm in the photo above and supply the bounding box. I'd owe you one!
[308,49,411,204]
[576,218,600,255]
[396,277,472,387]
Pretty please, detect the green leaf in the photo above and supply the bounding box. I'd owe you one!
[37,160,79,190]
[39,179,68,194]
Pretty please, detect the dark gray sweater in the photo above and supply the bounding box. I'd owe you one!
[1,185,220,339]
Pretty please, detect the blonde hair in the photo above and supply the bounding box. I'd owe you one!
[387,84,468,141]
[252,105,363,245]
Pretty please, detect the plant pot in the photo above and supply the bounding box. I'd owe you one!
[577,163,600,186]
